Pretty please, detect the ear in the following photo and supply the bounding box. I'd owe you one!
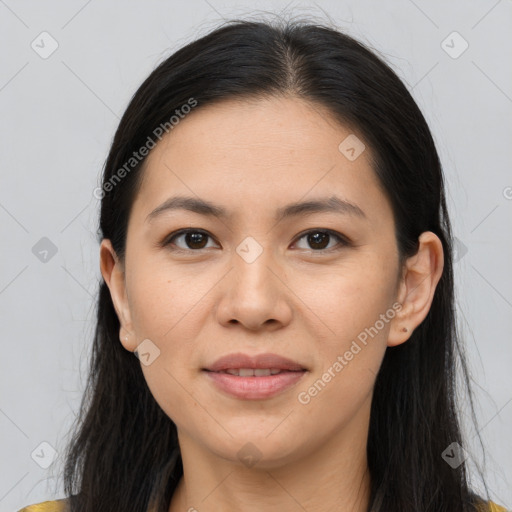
[387,231,444,347]
[99,239,136,352]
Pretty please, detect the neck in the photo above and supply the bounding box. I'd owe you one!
[169,403,372,512]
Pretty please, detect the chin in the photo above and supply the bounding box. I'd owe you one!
[203,428,307,470]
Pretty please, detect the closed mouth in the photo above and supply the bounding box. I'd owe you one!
[206,368,305,376]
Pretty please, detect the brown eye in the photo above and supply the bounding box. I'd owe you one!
[307,231,330,250]
[164,229,218,251]
[293,229,348,252]
[184,231,209,249]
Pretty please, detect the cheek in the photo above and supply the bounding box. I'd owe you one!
[130,278,201,427]
[294,254,396,415]
[127,260,207,342]
[304,255,397,346]
[125,262,214,423]
[294,266,394,426]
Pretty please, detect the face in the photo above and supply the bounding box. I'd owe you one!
[101,95,441,469]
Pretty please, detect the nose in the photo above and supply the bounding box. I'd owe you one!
[215,245,293,332]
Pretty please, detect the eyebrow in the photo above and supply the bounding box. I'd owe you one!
[146,194,366,224]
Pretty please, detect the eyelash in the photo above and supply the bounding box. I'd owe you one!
[161,228,351,254]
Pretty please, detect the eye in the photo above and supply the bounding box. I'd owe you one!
[292,229,349,252]
[163,229,218,251]
[161,228,350,253]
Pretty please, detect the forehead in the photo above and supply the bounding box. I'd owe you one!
[131,96,392,228]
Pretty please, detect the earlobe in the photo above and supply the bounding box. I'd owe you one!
[99,239,135,351]
[387,231,444,347]
[387,300,415,347]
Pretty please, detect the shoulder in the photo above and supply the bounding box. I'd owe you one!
[485,501,509,512]
[16,497,508,512]
[17,498,68,512]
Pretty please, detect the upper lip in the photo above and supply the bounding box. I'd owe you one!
[204,352,307,372]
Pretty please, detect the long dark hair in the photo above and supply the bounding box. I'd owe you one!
[61,17,491,511]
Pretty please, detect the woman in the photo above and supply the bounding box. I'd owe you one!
[18,18,508,512]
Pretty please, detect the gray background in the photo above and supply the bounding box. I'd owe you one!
[1,1,511,510]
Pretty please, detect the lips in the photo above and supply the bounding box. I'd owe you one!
[202,352,307,400]
[204,352,307,373]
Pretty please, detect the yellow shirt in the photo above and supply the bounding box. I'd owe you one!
[16,498,157,512]
[16,497,509,512]
[17,499,66,512]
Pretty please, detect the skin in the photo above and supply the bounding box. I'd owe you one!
[100,96,444,512]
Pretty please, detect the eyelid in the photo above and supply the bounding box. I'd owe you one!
[161,228,350,252]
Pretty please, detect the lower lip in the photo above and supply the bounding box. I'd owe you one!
[203,370,307,400]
